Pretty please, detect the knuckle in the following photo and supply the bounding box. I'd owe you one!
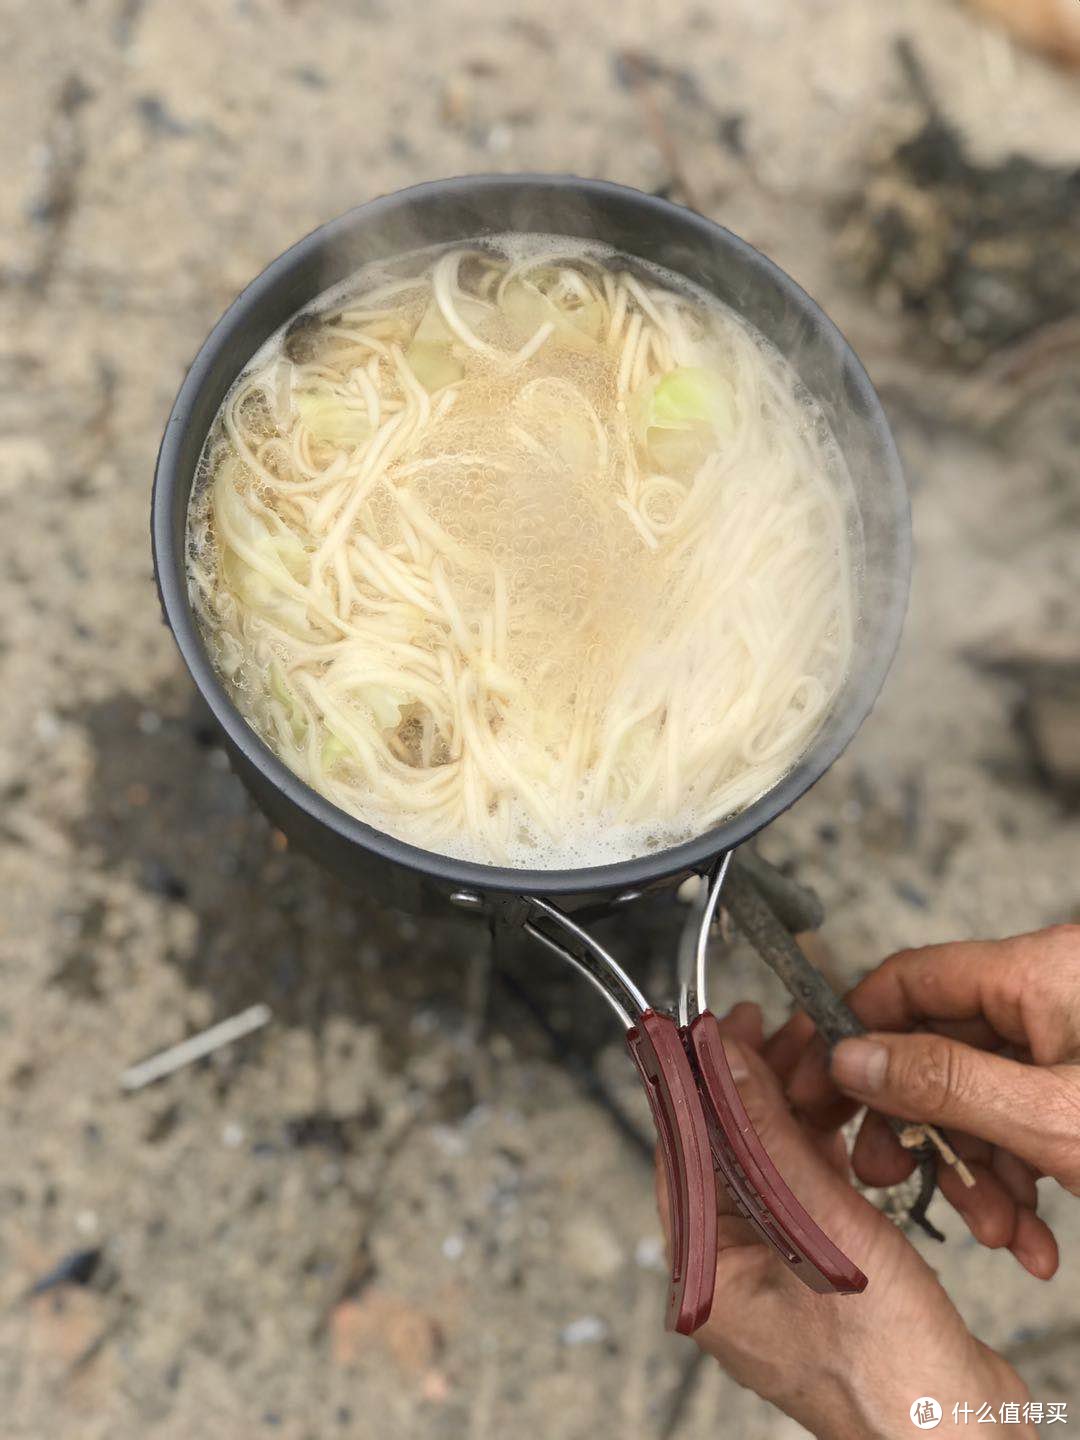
[880,946,920,980]
[1021,924,1080,976]
[1047,922,1080,951]
[893,1036,965,1120]
[914,964,952,1015]
[1050,925,1080,985]
[1047,1070,1080,1182]
[971,1201,1013,1250]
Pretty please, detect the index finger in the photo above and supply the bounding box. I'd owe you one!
[853,927,1080,1044]
[850,937,1035,1042]
[787,927,1080,1118]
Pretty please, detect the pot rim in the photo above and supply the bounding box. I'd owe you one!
[152,172,909,896]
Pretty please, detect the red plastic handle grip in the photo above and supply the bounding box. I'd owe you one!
[687,1010,867,1294]
[625,1010,717,1335]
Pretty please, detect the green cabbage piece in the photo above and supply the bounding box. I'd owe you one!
[213,468,318,639]
[269,661,308,746]
[405,298,488,391]
[321,734,349,770]
[648,368,734,429]
[295,389,372,448]
[630,366,735,476]
[499,280,602,352]
[405,340,464,392]
[353,683,408,731]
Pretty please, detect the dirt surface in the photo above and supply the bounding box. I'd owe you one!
[1,1,1078,1436]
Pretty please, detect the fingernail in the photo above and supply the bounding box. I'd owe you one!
[1013,1243,1040,1277]
[831,1038,888,1094]
[722,1039,750,1084]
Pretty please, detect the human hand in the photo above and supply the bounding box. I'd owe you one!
[782,926,1080,1279]
[655,1003,1033,1439]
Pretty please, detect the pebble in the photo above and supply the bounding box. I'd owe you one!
[441,1233,465,1261]
[430,1124,468,1159]
[222,1122,245,1149]
[420,1370,450,1403]
[564,1214,623,1280]
[559,1315,609,1347]
[75,1209,99,1237]
[34,710,61,741]
[634,1235,666,1272]
[0,437,50,493]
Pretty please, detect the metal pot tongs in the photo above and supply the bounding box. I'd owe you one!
[512,853,867,1334]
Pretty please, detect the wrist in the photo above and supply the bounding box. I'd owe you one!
[836,1339,1033,1440]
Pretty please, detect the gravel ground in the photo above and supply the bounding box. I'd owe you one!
[1,1,1078,1436]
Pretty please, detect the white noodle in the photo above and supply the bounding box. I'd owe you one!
[187,237,856,869]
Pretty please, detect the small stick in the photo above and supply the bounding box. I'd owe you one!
[731,851,825,937]
[724,867,863,1046]
[722,868,974,1242]
[120,1004,272,1091]
[899,1123,976,1188]
[617,50,704,214]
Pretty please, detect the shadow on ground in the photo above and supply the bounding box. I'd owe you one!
[67,679,683,1110]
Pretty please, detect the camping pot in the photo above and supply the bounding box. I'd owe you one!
[152,173,910,915]
[152,175,911,1332]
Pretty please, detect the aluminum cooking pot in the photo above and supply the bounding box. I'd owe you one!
[152,174,909,914]
[152,175,910,1331]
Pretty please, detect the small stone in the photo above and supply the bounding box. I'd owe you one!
[222,1123,245,1149]
[563,1214,623,1280]
[330,1291,442,1374]
[559,1315,609,1347]
[75,1209,99,1237]
[0,437,50,494]
[430,1125,468,1159]
[441,1234,464,1261]
[634,1235,666,1272]
[420,1369,450,1402]
[440,78,470,125]
[137,710,162,735]
[35,711,61,741]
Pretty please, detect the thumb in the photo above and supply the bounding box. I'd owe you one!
[830,1032,1072,1175]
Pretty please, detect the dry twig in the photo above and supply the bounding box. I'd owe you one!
[725,861,975,1241]
[616,49,704,214]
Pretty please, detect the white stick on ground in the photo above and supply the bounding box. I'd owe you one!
[120,1004,272,1092]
